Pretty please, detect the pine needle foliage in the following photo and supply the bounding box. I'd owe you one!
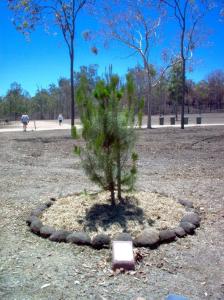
[75,73,138,206]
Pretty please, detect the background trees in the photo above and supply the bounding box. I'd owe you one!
[207,70,224,110]
[8,0,94,127]
[0,83,30,121]
[4,1,222,127]
[160,0,213,128]
[1,67,224,122]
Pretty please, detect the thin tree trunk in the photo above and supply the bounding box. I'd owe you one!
[147,97,152,128]
[9,100,12,121]
[147,79,152,129]
[110,187,115,206]
[70,49,75,127]
[175,103,178,121]
[187,100,190,114]
[180,9,186,130]
[117,149,122,201]
[181,58,186,129]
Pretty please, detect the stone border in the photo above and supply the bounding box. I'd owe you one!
[26,196,201,250]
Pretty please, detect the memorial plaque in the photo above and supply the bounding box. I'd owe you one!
[112,240,135,271]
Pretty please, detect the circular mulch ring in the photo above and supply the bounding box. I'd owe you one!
[26,191,201,249]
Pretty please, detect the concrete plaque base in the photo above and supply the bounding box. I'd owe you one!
[112,240,135,271]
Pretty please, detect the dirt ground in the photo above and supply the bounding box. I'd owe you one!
[0,125,224,300]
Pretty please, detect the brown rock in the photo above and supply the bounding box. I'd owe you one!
[159,229,176,242]
[39,226,55,238]
[178,199,194,208]
[26,215,39,226]
[180,222,196,234]
[114,232,133,242]
[30,219,43,234]
[30,208,43,217]
[66,232,91,245]
[181,212,201,227]
[134,229,160,247]
[49,230,70,242]
[91,234,110,249]
[174,227,186,238]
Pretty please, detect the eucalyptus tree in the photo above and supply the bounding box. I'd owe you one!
[0,97,3,119]
[74,64,99,89]
[8,0,94,127]
[32,88,52,119]
[4,82,30,120]
[160,0,213,128]
[207,70,224,110]
[96,0,164,129]
[96,0,183,128]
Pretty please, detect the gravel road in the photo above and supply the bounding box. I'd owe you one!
[0,126,224,300]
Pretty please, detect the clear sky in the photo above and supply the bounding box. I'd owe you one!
[1,1,224,97]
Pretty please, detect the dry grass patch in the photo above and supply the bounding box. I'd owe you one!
[41,191,185,238]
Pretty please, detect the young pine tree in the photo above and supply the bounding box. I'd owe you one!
[74,73,138,206]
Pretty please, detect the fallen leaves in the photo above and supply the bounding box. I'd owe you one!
[40,283,51,289]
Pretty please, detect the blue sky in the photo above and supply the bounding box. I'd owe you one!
[0,1,224,97]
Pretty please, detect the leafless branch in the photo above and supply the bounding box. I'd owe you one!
[152,57,182,87]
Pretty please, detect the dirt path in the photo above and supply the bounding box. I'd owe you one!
[0,127,224,300]
[1,113,224,133]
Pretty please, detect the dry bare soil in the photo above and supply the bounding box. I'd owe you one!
[0,126,224,300]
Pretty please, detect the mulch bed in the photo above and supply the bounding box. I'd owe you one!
[27,191,201,249]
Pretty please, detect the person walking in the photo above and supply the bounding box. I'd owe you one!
[58,113,64,126]
[21,114,29,132]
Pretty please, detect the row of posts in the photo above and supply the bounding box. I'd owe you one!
[159,116,202,126]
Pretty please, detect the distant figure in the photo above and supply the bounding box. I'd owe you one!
[58,113,64,126]
[21,114,29,132]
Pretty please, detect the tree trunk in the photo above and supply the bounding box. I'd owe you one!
[110,184,116,206]
[180,10,186,131]
[147,78,152,129]
[117,149,122,201]
[70,49,75,127]
[175,103,178,121]
[40,103,44,120]
[181,58,185,129]
[9,100,12,121]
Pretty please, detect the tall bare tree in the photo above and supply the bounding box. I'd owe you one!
[8,0,93,127]
[160,0,213,128]
[96,0,164,129]
[96,0,183,128]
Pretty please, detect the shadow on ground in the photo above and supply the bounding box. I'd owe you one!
[83,197,148,232]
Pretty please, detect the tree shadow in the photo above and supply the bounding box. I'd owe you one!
[83,196,146,232]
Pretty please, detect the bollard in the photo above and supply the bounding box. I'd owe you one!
[196,116,202,124]
[170,117,175,125]
[159,117,164,125]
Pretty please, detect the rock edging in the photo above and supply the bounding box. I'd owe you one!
[26,196,201,250]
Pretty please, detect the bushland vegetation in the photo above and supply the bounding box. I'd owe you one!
[1,65,224,121]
